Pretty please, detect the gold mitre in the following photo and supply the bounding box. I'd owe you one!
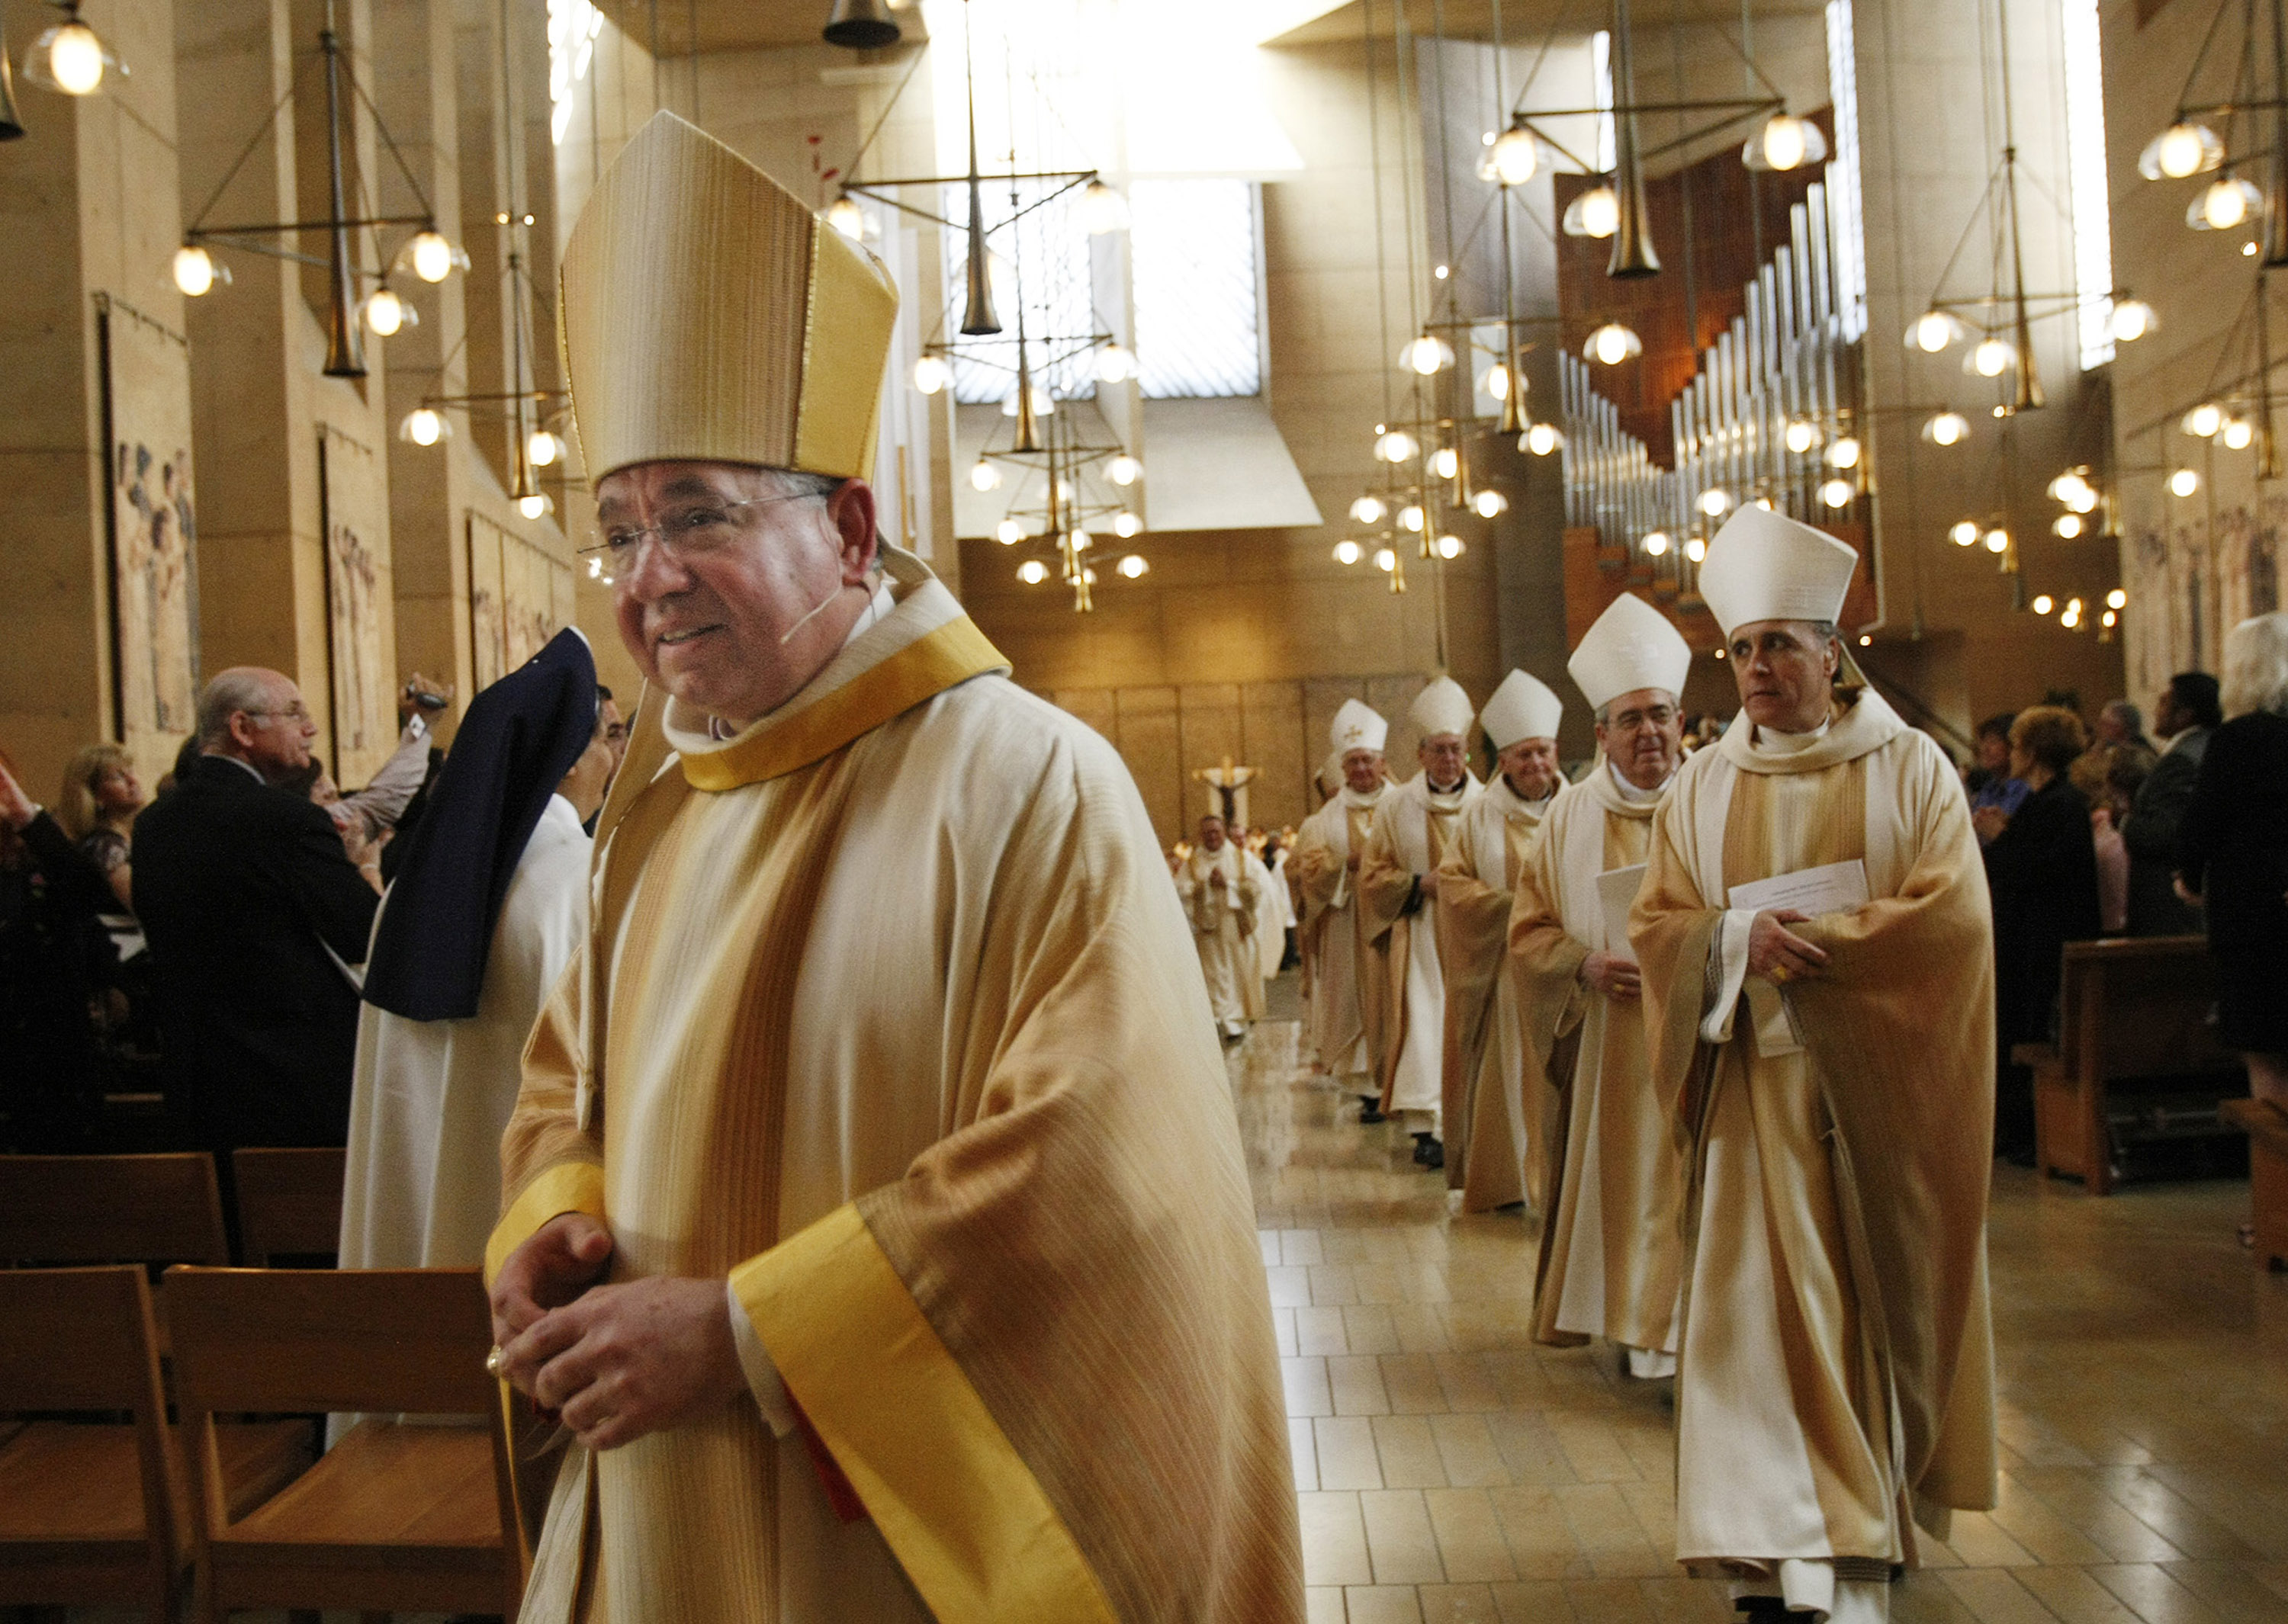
[558,111,898,483]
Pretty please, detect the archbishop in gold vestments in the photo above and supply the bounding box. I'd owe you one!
[1358,769,1479,1123]
[1290,780,1390,1082]
[1510,763,1681,1358]
[1433,774,1556,1211]
[1629,688,1997,1597]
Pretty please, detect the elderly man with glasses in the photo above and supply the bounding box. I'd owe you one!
[132,666,383,1154]
[480,114,1300,1624]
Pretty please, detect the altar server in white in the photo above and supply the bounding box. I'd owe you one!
[1631,510,1996,1622]
[1360,678,1482,1164]
[1291,704,1393,1102]
[1434,669,1565,1208]
[1511,593,1692,1375]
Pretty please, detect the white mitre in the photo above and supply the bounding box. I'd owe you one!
[1569,592,1693,711]
[1409,677,1475,740]
[1479,670,1563,750]
[1698,506,1859,637]
[1331,699,1389,755]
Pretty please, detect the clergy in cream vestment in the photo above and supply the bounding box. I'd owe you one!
[1433,669,1563,1210]
[486,112,1300,1624]
[1631,510,1996,1623]
[1291,706,1392,1098]
[1509,595,1692,1376]
[1359,679,1482,1157]
[1175,814,1262,1040]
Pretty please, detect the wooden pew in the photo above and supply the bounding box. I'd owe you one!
[2222,1098,2288,1269]
[0,1153,230,1267]
[2018,937,2245,1195]
[229,1147,346,1266]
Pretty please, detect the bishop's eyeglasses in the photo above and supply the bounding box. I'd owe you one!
[580,488,832,571]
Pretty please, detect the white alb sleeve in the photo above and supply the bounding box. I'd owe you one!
[725,1279,798,1438]
[1699,909,1756,1044]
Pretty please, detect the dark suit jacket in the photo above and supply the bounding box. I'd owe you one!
[2123,728,2209,936]
[1984,775,2103,1047]
[132,755,380,1150]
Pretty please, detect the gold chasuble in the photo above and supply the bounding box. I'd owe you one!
[1175,841,1264,1032]
[1509,765,1681,1356]
[487,552,1302,1623]
[1358,773,1480,1119]
[1432,776,1555,1210]
[1290,787,1388,1080]
[1629,690,1997,1587]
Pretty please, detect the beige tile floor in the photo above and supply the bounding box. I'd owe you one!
[1232,1013,2288,1624]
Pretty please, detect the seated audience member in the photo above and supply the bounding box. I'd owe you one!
[2177,613,2288,1112]
[1982,705,2102,1161]
[0,755,118,1148]
[55,743,146,911]
[2126,671,2223,935]
[2094,698,2155,755]
[132,669,382,1151]
[2069,745,2142,936]
[1968,712,2026,837]
[342,630,609,1274]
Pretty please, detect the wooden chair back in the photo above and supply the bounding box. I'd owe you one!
[2056,937,2238,1083]
[229,1147,346,1265]
[0,1152,230,1266]
[163,1266,522,1622]
[0,1266,178,1619]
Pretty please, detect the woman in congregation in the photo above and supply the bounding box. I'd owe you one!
[2177,611,2288,1113]
[336,628,615,1278]
[53,743,145,912]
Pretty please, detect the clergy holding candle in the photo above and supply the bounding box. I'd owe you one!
[1629,509,1997,1624]
[483,112,1301,1624]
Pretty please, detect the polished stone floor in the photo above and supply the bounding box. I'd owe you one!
[1230,1010,2288,1624]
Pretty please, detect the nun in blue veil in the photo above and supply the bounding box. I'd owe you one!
[339,629,615,1274]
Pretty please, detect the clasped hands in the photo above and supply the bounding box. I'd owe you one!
[489,1213,749,1452]
[1747,907,1828,984]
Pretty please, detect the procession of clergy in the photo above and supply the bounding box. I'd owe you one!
[331,111,1997,1624]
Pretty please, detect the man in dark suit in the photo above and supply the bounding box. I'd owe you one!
[133,668,381,1151]
[2123,671,2222,936]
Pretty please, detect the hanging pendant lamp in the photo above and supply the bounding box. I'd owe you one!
[822,0,901,50]
[1605,0,1660,279]
[318,11,365,377]
[956,6,999,335]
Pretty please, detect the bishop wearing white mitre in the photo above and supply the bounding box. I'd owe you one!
[1358,678,1482,1165]
[1432,669,1566,1211]
[1631,509,1997,1623]
[1510,593,1692,1378]
[1290,701,1393,1106]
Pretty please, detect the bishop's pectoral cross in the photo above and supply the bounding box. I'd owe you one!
[1194,755,1256,830]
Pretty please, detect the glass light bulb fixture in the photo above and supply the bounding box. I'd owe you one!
[1820,477,1856,509]
[1968,337,2016,377]
[1949,519,1980,547]
[396,406,449,446]
[969,459,1002,492]
[1923,411,1969,446]
[1095,343,1136,384]
[2191,176,2263,231]
[1522,422,1563,456]
[172,246,229,297]
[824,195,866,241]
[1825,436,1862,470]
[2046,469,2093,506]
[1785,418,1823,454]
[911,355,952,395]
[518,493,554,520]
[1685,537,1708,563]
[2183,401,2225,437]
[996,518,1026,544]
[1401,335,1456,375]
[2102,608,2118,627]
[2106,588,2127,609]
[2168,467,2200,496]
[2031,594,2055,615]
[1562,185,1621,239]
[1334,539,1363,565]
[1746,112,1828,172]
[1374,546,1398,573]
[1480,363,1510,400]
[1117,554,1148,579]
[1080,179,1130,234]
[526,428,563,467]
[2110,298,2156,342]
[1471,488,1508,518]
[360,287,413,336]
[1435,534,1465,560]
[1698,486,1733,517]
[25,16,114,95]
[1113,512,1142,538]
[1431,446,1460,480]
[2062,598,2083,627]
[2222,416,2256,450]
[2053,514,2084,539]
[1586,323,1642,365]
[1643,531,1669,556]
[1375,430,1419,463]
[1489,124,1538,185]
[1983,528,2010,553]
[403,229,467,284]
[1017,559,1049,584]
[1350,495,1387,525]
[2139,121,2222,180]
[1398,503,1425,533]
[1107,454,1142,486]
[1907,310,1965,353]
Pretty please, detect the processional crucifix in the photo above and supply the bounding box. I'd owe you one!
[1194,756,1256,830]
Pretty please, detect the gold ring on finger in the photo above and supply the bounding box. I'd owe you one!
[486,1346,504,1378]
[1770,965,1789,984]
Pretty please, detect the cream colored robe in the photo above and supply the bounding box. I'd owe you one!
[1630,691,1997,1595]
[1510,765,1682,1356]
[1253,850,1292,981]
[1175,841,1262,1031]
[1359,772,1480,1125]
[487,553,1301,1624]
[1433,776,1556,1210]
[1290,785,1388,1082]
